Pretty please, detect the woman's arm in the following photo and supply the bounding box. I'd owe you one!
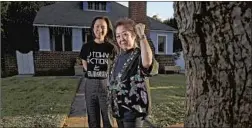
[79,43,89,71]
[139,36,153,68]
[82,60,87,71]
[135,23,153,69]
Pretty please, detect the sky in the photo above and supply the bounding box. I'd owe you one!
[117,1,174,21]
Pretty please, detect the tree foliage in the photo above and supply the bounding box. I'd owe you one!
[1,1,55,53]
[152,14,162,22]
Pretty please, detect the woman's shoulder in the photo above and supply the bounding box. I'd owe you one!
[105,41,117,49]
[86,40,94,45]
[83,41,94,47]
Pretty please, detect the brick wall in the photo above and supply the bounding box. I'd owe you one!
[33,51,80,75]
[129,1,150,35]
[155,54,175,73]
[2,53,18,77]
[1,51,175,77]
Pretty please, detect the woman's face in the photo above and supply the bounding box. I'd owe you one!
[115,25,136,51]
[93,19,108,40]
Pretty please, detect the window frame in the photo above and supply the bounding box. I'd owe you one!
[157,34,167,54]
[87,2,107,12]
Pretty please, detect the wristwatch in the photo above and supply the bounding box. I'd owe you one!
[140,35,147,41]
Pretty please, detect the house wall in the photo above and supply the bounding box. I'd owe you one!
[150,31,174,55]
[72,28,83,51]
[82,1,88,11]
[33,51,80,75]
[106,2,112,12]
[38,27,51,51]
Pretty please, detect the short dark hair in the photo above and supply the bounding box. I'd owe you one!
[115,17,137,37]
[115,17,141,49]
[90,16,114,42]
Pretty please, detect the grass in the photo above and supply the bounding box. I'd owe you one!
[0,74,186,127]
[149,74,186,127]
[1,76,80,127]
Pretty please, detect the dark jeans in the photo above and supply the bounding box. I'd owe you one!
[85,78,112,128]
[116,111,144,128]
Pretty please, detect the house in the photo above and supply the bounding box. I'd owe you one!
[31,1,177,75]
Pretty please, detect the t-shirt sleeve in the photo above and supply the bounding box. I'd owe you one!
[79,43,88,60]
[139,57,159,77]
[111,45,118,60]
[108,42,118,60]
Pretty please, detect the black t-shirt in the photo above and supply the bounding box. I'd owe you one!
[79,40,116,79]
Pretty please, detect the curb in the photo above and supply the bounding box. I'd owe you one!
[60,115,68,128]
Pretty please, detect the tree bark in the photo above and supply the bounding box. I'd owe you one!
[174,2,252,128]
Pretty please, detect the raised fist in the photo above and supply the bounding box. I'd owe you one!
[135,23,146,39]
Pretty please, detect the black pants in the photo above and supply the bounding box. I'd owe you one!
[116,111,144,128]
[85,78,112,128]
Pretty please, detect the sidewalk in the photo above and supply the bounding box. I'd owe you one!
[62,77,117,127]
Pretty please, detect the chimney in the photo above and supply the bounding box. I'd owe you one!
[129,1,150,36]
[129,1,155,55]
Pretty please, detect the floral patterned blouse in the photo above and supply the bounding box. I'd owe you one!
[108,48,158,119]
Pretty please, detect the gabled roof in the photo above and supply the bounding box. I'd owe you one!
[33,2,177,32]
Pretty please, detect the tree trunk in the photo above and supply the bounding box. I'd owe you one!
[174,2,251,128]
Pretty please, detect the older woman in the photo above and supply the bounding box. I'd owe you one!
[108,18,158,128]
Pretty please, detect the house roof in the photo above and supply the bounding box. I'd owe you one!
[33,2,177,32]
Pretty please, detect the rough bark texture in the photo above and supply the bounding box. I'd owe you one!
[174,2,252,128]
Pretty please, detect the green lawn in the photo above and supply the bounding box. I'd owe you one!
[1,76,80,127]
[0,74,186,127]
[149,74,186,127]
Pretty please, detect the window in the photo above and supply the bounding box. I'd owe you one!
[95,2,99,10]
[88,2,93,10]
[82,28,93,44]
[50,27,72,51]
[64,35,72,51]
[101,2,106,10]
[87,2,106,11]
[157,35,166,53]
[55,35,62,51]
[51,34,72,51]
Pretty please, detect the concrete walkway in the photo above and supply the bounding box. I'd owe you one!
[69,77,87,117]
[62,77,117,127]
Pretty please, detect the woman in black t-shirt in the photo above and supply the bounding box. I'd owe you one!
[79,16,117,128]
